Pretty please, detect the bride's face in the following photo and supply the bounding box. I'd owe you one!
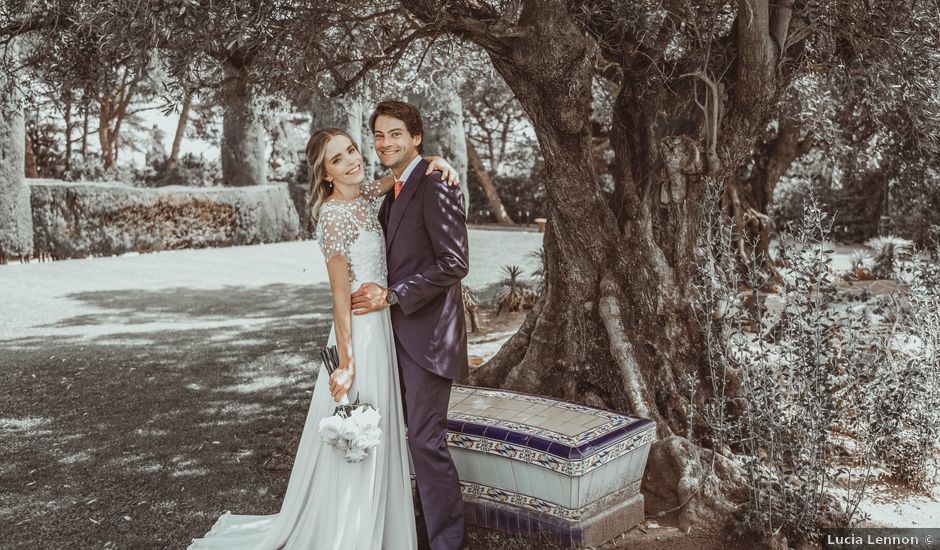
[323,134,365,187]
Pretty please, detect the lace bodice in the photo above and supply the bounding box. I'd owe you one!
[315,180,388,287]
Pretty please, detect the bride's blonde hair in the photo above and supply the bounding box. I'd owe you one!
[306,128,359,225]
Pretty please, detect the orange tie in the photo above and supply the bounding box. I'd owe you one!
[394,180,404,199]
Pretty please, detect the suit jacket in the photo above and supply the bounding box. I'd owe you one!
[379,158,470,380]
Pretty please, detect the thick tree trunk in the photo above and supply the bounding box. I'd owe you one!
[167,94,192,169]
[63,96,73,173]
[409,74,470,212]
[310,93,363,144]
[81,108,89,159]
[0,82,34,261]
[24,132,38,178]
[220,62,267,186]
[98,98,114,169]
[467,140,513,224]
[472,63,714,438]
[399,0,802,528]
[436,0,699,433]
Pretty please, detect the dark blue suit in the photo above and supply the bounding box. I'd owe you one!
[378,157,469,550]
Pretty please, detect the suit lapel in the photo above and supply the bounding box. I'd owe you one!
[379,191,393,234]
[386,158,427,252]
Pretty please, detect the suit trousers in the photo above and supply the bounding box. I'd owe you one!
[395,334,466,550]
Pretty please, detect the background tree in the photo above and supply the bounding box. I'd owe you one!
[218,50,266,186]
[461,72,535,224]
[732,88,814,272]
[408,70,471,210]
[757,2,939,248]
[166,92,192,170]
[0,53,32,261]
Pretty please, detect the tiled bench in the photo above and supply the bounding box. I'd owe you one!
[446,385,656,548]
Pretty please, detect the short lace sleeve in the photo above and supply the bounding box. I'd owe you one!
[316,203,357,264]
[360,179,385,201]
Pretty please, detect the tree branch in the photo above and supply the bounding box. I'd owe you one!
[682,70,720,176]
[326,24,434,97]
[769,0,795,58]
[734,0,776,115]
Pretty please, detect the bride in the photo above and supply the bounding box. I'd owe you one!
[188,128,460,550]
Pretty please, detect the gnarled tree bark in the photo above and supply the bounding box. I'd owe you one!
[400,0,806,529]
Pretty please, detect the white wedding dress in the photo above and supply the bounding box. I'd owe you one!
[188,182,417,550]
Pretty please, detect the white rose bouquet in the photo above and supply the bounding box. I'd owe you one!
[316,346,383,464]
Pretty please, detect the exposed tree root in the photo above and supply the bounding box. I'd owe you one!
[642,436,745,532]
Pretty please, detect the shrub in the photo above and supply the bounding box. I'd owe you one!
[139,153,223,188]
[495,265,538,316]
[873,255,940,489]
[529,246,546,293]
[26,118,64,178]
[889,172,940,248]
[62,157,135,184]
[466,162,547,225]
[848,249,874,281]
[695,191,893,543]
[865,235,913,279]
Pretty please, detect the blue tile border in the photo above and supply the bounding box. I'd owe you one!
[460,478,643,524]
[461,480,583,521]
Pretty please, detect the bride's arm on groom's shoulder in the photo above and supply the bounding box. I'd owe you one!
[360,157,460,200]
[424,157,460,187]
[389,176,469,316]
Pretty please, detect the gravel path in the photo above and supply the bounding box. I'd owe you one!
[1,228,543,342]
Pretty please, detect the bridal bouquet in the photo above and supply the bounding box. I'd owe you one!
[316,346,383,464]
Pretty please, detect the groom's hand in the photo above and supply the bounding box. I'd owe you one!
[351,282,389,315]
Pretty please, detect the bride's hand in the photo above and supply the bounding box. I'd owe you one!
[424,156,460,187]
[329,365,354,402]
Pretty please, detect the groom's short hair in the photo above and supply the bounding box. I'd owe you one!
[369,100,424,150]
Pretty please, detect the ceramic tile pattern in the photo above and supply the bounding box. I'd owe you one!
[444,384,656,532]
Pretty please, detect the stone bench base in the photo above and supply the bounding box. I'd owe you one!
[463,482,644,547]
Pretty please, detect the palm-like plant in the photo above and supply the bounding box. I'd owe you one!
[530,246,546,293]
[866,235,914,279]
[495,265,538,316]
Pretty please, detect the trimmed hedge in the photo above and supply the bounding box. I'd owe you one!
[30,180,300,259]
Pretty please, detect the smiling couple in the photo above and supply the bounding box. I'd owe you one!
[188,100,469,550]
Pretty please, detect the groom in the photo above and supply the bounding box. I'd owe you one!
[350,100,469,550]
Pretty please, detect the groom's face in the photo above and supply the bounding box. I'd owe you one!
[373,114,422,172]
